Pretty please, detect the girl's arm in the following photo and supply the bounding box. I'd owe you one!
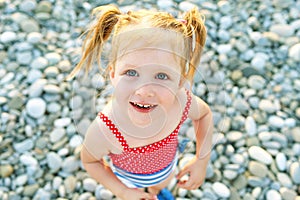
[81,118,157,200]
[176,93,213,189]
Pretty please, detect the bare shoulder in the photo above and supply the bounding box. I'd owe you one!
[186,90,211,120]
[82,115,118,161]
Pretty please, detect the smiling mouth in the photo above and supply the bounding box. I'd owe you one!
[130,102,157,113]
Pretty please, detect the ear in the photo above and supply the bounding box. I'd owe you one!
[109,65,116,86]
[179,76,186,88]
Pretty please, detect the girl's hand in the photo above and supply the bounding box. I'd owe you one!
[176,156,208,190]
[119,188,158,200]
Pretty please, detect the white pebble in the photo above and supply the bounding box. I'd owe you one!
[0,31,17,43]
[83,178,97,192]
[266,189,282,200]
[248,146,273,165]
[275,152,287,171]
[212,182,230,198]
[26,98,46,118]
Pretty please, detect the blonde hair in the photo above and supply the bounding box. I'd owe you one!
[68,5,206,82]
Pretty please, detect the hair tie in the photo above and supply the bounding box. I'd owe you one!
[177,19,187,25]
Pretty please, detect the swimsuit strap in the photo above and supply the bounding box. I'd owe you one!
[99,89,192,152]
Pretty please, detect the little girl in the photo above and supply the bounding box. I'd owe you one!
[69,5,213,200]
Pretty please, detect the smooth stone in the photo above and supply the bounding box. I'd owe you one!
[292,127,300,142]
[289,43,300,62]
[0,165,14,177]
[277,173,293,188]
[190,189,203,198]
[251,55,265,71]
[69,135,83,148]
[29,79,47,97]
[58,60,71,72]
[212,182,230,198]
[178,1,197,12]
[27,70,43,84]
[0,72,14,84]
[227,131,243,142]
[157,0,174,10]
[270,24,294,37]
[64,175,77,193]
[47,102,61,113]
[0,31,17,43]
[247,75,266,90]
[16,51,32,65]
[275,152,287,171]
[69,96,83,110]
[14,139,34,153]
[245,116,257,136]
[248,161,268,178]
[19,154,38,166]
[45,52,62,65]
[36,137,48,149]
[23,184,39,197]
[218,0,231,14]
[19,0,37,12]
[83,178,97,192]
[20,19,40,33]
[62,156,79,173]
[290,162,300,184]
[233,99,250,112]
[259,99,277,113]
[50,128,66,143]
[223,169,238,180]
[26,98,46,118]
[99,189,114,200]
[54,118,71,128]
[36,1,52,13]
[15,174,28,186]
[30,57,48,69]
[27,32,43,43]
[44,66,59,77]
[8,96,23,110]
[43,84,61,94]
[266,189,282,200]
[248,146,273,165]
[47,152,62,171]
[280,188,297,200]
[247,176,264,187]
[268,115,285,129]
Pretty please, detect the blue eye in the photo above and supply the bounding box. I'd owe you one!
[125,70,138,77]
[156,73,168,80]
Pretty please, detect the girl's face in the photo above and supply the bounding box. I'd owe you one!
[110,46,184,128]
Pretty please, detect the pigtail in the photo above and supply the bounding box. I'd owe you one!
[184,8,206,81]
[68,5,121,79]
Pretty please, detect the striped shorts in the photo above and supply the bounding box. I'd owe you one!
[111,155,178,188]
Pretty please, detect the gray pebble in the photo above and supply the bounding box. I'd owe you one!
[62,156,79,173]
[30,57,48,69]
[50,128,66,143]
[19,154,38,166]
[248,161,268,178]
[47,152,62,171]
[14,139,34,153]
[20,19,40,33]
[247,75,266,90]
[19,0,37,12]
[29,79,47,97]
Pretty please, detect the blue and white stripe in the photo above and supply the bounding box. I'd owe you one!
[112,156,178,188]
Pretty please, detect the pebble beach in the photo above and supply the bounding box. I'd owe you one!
[0,0,300,199]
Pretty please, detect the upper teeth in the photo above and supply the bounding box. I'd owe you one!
[134,103,153,108]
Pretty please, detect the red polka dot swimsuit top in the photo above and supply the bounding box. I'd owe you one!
[99,90,191,174]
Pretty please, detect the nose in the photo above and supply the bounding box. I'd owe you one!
[135,84,155,98]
